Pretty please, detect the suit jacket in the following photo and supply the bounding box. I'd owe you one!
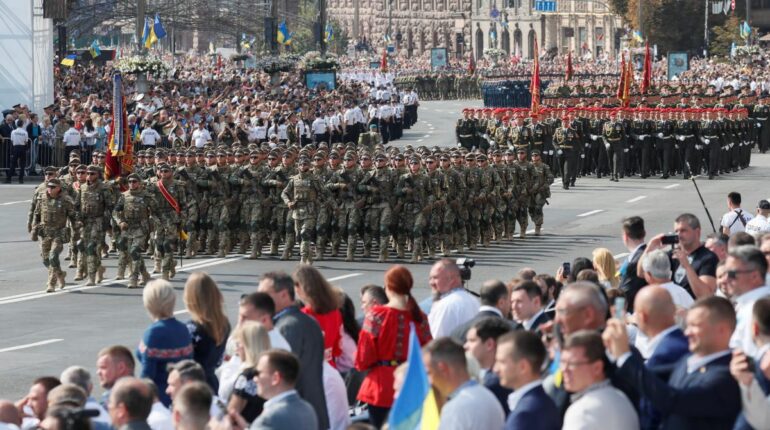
[619,244,647,312]
[250,391,318,430]
[118,420,153,430]
[274,306,329,430]
[513,311,552,336]
[641,328,690,430]
[483,370,513,416]
[618,351,741,430]
[505,385,560,430]
[450,309,509,343]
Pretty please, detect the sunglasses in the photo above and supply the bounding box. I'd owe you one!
[726,269,754,279]
[250,156,259,159]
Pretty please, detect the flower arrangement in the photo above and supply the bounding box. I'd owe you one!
[484,48,506,60]
[254,54,298,73]
[114,55,169,77]
[230,53,251,62]
[734,45,760,59]
[299,51,340,71]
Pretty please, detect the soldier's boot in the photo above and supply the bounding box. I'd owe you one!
[345,242,356,262]
[249,234,261,259]
[185,246,194,258]
[65,250,72,261]
[217,248,226,258]
[519,229,527,239]
[363,246,371,259]
[57,270,66,290]
[269,241,279,256]
[115,264,126,280]
[128,277,139,289]
[74,269,86,281]
[378,243,389,263]
[152,259,161,274]
[96,266,105,284]
[535,225,542,236]
[169,265,176,279]
[396,242,406,259]
[86,273,96,286]
[315,240,326,261]
[410,241,423,263]
[45,269,56,293]
[141,270,151,285]
[331,240,340,257]
[68,252,77,268]
[281,238,294,260]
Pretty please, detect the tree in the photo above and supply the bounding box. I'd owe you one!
[710,15,741,57]
[289,0,349,54]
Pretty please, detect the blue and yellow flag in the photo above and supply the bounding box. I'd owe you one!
[89,40,101,58]
[740,21,751,39]
[143,18,158,48]
[277,20,292,46]
[388,325,436,430]
[153,13,167,39]
[325,23,334,42]
[632,30,644,43]
[60,54,77,67]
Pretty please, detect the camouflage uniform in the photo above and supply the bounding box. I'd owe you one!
[75,166,114,285]
[513,153,535,237]
[443,157,467,253]
[358,159,395,262]
[113,174,155,288]
[528,153,554,235]
[327,155,364,261]
[396,158,434,263]
[281,159,328,264]
[149,170,189,280]
[313,158,336,260]
[31,179,76,292]
[262,162,292,257]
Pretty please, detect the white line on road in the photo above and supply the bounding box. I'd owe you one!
[417,139,424,142]
[577,209,605,217]
[423,134,430,138]
[626,196,647,203]
[174,309,189,315]
[0,339,63,353]
[614,252,629,260]
[664,184,681,189]
[328,273,363,282]
[0,200,32,206]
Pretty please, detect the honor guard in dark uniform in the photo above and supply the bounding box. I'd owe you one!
[509,115,533,155]
[655,110,676,179]
[456,109,477,150]
[699,109,722,179]
[554,116,579,189]
[602,111,625,182]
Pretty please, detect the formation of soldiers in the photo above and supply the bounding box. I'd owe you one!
[27,139,554,292]
[394,74,481,100]
[457,98,770,189]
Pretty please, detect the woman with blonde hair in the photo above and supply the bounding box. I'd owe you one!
[138,279,192,406]
[183,271,231,392]
[592,247,619,289]
[293,264,343,367]
[227,321,271,423]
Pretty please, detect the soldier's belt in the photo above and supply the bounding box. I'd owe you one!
[459,134,473,138]
[560,145,573,149]
[606,138,620,142]
[704,135,719,139]
[681,135,694,138]
[533,142,544,145]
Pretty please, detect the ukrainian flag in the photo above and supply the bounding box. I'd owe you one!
[387,325,438,430]
[632,30,644,43]
[277,20,292,46]
[89,40,101,58]
[153,13,167,39]
[325,23,334,42]
[60,54,77,67]
[143,18,158,49]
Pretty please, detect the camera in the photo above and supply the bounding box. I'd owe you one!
[456,258,475,282]
[661,233,679,245]
[562,262,571,277]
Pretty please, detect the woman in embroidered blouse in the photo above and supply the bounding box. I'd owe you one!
[138,279,193,407]
[227,321,271,424]
[293,264,343,368]
[355,265,432,429]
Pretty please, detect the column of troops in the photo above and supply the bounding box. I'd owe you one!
[456,96,770,189]
[394,74,482,100]
[27,139,554,292]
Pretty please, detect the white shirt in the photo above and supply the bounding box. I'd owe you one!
[268,328,292,352]
[746,214,770,237]
[63,127,81,146]
[277,124,289,140]
[10,128,28,146]
[731,285,770,357]
[429,288,480,339]
[721,208,754,235]
[218,329,291,400]
[562,381,640,430]
[658,281,696,310]
[634,325,681,360]
[192,128,212,147]
[140,128,161,146]
[147,402,174,430]
[323,362,351,430]
[438,382,505,430]
[523,309,545,331]
[312,118,328,134]
[507,380,542,412]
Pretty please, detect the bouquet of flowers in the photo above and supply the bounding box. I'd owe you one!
[484,48,506,61]
[254,54,299,73]
[230,53,251,62]
[114,55,169,77]
[299,51,340,71]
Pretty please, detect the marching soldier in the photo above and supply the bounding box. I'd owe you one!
[75,165,114,286]
[456,109,477,150]
[554,116,579,189]
[281,156,328,265]
[528,150,554,236]
[396,156,433,263]
[31,178,77,293]
[602,111,625,182]
[113,173,155,288]
[509,115,533,155]
[327,152,364,261]
[148,163,189,281]
[359,153,395,262]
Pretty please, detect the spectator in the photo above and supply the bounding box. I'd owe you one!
[761,234,770,285]
[252,350,318,430]
[620,216,648,312]
[495,330,560,430]
[533,274,560,318]
[16,376,60,430]
[730,297,770,430]
[355,265,431,429]
[360,285,387,316]
[705,233,729,263]
[59,366,109,424]
[183,272,231,393]
[321,361,350,430]
[726,246,770,357]
[730,232,757,248]
[517,268,537,281]
[605,296,741,430]
[95,346,136,409]
[41,407,94,430]
[258,271,328,430]
[293,265,343,368]
[237,292,291,353]
[0,400,22,429]
[170,382,211,430]
[46,383,109,430]
[451,280,512,342]
[642,213,718,299]
[745,200,770,238]
[561,331,639,430]
[143,379,172,430]
[336,289,360,373]
[107,377,154,430]
[165,360,224,421]
[423,338,505,430]
[227,322,270,423]
[576,269,601,285]
[641,250,696,310]
[592,248,619,289]
[138,280,193,407]
[427,259,479,338]
[510,281,551,333]
[463,317,513,415]
[721,192,753,236]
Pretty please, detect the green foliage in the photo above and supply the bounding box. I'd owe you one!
[710,16,741,57]
[286,1,349,55]
[608,0,629,17]
[645,0,704,54]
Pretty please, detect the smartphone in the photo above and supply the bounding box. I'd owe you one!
[562,262,571,277]
[661,234,679,245]
[615,297,626,320]
[746,356,756,373]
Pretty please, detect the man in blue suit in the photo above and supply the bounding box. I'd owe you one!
[252,350,318,430]
[633,286,691,429]
[464,317,513,415]
[619,216,648,312]
[605,296,741,430]
[494,330,560,430]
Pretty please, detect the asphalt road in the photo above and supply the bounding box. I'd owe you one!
[2,99,770,400]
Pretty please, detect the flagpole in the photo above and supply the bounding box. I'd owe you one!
[136,0,146,53]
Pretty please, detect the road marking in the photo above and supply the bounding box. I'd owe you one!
[423,134,430,138]
[614,252,629,260]
[626,196,647,203]
[417,139,424,142]
[577,209,604,217]
[328,273,363,282]
[0,339,63,353]
[174,309,189,315]
[664,184,680,189]
[0,200,32,206]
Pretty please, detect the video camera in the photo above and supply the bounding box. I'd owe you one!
[456,258,475,282]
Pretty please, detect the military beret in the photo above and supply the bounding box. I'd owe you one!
[44,166,58,173]
[531,149,541,156]
[86,165,101,173]
[46,178,62,187]
[127,173,141,181]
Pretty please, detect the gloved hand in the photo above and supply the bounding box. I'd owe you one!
[605,143,611,150]
[657,133,664,138]
[557,150,563,155]
[705,139,711,145]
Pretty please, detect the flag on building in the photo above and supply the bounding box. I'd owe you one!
[641,42,652,94]
[89,39,101,58]
[60,54,77,67]
[277,20,293,45]
[105,72,133,180]
[387,325,438,430]
[153,13,167,39]
[530,38,541,114]
[325,23,334,42]
[565,51,573,81]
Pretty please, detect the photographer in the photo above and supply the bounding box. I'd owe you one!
[639,213,718,299]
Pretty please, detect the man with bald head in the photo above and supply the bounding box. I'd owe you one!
[552,281,609,336]
[0,400,22,428]
[428,259,480,338]
[108,377,153,430]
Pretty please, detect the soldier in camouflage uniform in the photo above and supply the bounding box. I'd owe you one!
[442,153,466,254]
[75,165,114,285]
[31,178,76,292]
[113,173,155,288]
[361,152,396,262]
[396,155,434,263]
[28,167,59,240]
[239,150,270,259]
[204,151,231,257]
[327,152,364,261]
[148,163,189,280]
[528,150,554,236]
[477,154,500,246]
[513,148,534,238]
[281,156,328,264]
[262,151,289,256]
[314,151,336,260]
[491,150,515,240]
[424,154,448,259]
[65,163,86,270]
[463,153,488,249]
